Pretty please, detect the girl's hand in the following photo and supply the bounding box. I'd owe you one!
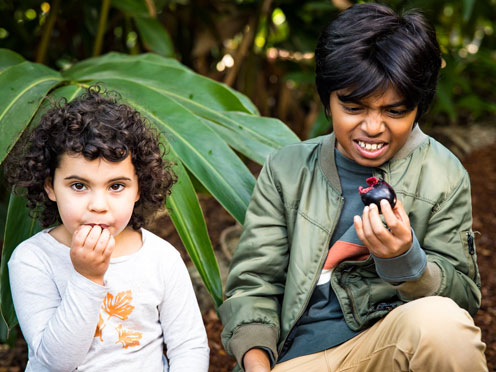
[354,199,412,258]
[70,225,114,285]
[243,348,271,372]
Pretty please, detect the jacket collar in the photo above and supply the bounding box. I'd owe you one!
[319,125,428,192]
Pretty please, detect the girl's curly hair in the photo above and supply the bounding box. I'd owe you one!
[6,85,176,229]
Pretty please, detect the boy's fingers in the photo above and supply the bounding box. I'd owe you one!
[394,200,410,224]
[354,215,365,242]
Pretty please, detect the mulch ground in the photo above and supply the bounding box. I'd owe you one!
[1,143,495,372]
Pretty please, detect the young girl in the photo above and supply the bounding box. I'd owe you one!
[6,86,210,372]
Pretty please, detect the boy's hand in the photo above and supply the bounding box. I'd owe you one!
[243,348,271,372]
[354,199,412,258]
[70,225,114,285]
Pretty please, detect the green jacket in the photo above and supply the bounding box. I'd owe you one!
[219,126,481,370]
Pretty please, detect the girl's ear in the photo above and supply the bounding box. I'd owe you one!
[44,178,56,202]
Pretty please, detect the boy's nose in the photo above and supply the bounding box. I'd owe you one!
[361,113,385,136]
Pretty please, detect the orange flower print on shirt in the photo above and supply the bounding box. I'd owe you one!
[102,290,134,321]
[115,324,143,348]
[94,290,142,348]
[94,313,105,341]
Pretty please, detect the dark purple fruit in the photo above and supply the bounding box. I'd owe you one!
[358,177,397,212]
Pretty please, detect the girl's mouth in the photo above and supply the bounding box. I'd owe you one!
[86,223,110,229]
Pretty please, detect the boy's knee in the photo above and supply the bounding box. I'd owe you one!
[399,296,471,337]
[395,296,483,354]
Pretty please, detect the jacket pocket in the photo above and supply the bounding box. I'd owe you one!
[460,230,478,283]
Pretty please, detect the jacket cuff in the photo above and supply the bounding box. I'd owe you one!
[229,324,278,370]
[394,262,442,301]
[372,230,427,282]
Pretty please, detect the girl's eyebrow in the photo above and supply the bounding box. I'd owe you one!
[63,175,132,182]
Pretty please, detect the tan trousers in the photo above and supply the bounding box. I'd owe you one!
[272,296,487,372]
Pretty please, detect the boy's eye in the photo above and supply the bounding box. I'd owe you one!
[387,108,409,117]
[342,105,362,113]
[71,182,86,191]
[110,183,124,192]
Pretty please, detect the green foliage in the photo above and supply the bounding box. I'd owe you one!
[0,49,299,338]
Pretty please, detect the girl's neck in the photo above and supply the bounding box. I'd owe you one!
[113,227,143,258]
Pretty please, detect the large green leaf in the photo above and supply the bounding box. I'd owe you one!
[1,193,42,332]
[63,53,258,114]
[0,62,62,164]
[165,147,222,307]
[96,78,255,223]
[202,112,299,164]
[0,49,25,72]
[134,16,174,57]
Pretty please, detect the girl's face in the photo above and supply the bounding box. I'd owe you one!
[44,154,140,247]
[330,87,418,167]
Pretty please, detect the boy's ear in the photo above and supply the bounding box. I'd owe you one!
[44,178,56,202]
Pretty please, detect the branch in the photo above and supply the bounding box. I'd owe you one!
[35,0,61,64]
[223,0,272,87]
[93,0,112,57]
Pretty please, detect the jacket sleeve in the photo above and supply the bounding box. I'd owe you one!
[218,154,289,368]
[403,170,481,315]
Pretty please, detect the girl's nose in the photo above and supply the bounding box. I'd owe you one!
[88,192,108,213]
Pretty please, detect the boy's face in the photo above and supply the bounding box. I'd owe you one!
[330,87,418,167]
[44,154,140,246]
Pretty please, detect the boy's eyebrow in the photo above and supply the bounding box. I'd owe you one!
[64,175,133,182]
[337,95,409,108]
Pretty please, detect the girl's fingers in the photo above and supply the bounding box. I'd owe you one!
[83,225,103,250]
[72,225,92,249]
[103,235,115,259]
[94,228,111,255]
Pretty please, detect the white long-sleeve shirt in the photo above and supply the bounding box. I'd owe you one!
[8,228,210,372]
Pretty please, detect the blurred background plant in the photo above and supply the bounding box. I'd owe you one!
[2,0,494,137]
[1,0,495,354]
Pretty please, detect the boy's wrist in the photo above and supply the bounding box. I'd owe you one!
[243,348,271,372]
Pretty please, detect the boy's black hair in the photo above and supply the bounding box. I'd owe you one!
[315,3,441,121]
[6,85,176,229]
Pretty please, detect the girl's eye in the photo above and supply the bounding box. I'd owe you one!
[71,183,86,191]
[110,183,124,192]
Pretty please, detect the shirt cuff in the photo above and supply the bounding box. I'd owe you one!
[372,230,427,282]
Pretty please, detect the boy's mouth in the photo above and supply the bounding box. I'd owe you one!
[353,140,388,159]
[356,140,386,151]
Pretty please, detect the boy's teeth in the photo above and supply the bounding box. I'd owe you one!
[358,141,383,151]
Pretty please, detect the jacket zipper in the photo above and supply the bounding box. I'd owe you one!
[278,195,344,355]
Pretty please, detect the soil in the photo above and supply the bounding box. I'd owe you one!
[1,143,495,372]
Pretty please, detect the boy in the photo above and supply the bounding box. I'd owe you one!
[219,3,487,372]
